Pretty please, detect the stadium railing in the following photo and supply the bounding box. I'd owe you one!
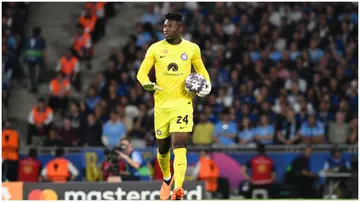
[19,144,358,155]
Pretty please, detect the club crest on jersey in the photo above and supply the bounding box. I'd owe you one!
[164,50,168,54]
[181,53,188,60]
[157,130,162,135]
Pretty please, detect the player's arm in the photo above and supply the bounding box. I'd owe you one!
[136,45,162,91]
[191,44,211,97]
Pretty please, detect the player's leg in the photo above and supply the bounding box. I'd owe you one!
[155,109,174,200]
[171,131,190,200]
[169,108,194,200]
[157,137,172,180]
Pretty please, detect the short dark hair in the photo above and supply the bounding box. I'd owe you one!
[165,12,183,23]
[222,107,231,115]
[55,147,65,157]
[110,110,118,116]
[257,143,266,154]
[29,148,37,158]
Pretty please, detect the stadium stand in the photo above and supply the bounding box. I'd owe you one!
[2,2,29,120]
[2,2,358,200]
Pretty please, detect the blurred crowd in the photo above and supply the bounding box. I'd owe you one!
[26,3,117,146]
[2,2,29,120]
[24,2,358,148]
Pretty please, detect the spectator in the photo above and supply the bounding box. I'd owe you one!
[338,98,353,122]
[317,99,334,129]
[48,73,71,114]
[299,114,325,144]
[284,145,319,198]
[67,102,85,134]
[23,27,46,93]
[255,114,274,145]
[328,112,351,144]
[80,113,102,146]
[102,111,126,148]
[213,108,237,146]
[117,102,133,132]
[105,83,121,110]
[237,103,257,123]
[192,114,214,145]
[347,81,357,112]
[277,108,301,145]
[140,4,162,25]
[43,128,64,147]
[285,70,307,93]
[216,87,233,107]
[85,87,101,111]
[238,117,255,146]
[104,58,120,83]
[27,98,53,145]
[55,48,81,91]
[349,118,358,144]
[58,118,78,147]
[135,23,153,47]
[92,73,107,97]
[128,104,151,140]
[18,148,42,182]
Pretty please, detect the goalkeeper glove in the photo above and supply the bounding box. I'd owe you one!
[197,81,211,97]
[143,82,163,91]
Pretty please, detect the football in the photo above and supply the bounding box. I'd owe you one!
[185,73,206,94]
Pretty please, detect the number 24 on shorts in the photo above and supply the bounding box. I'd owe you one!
[176,115,189,124]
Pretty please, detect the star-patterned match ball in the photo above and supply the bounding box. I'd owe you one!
[185,73,206,94]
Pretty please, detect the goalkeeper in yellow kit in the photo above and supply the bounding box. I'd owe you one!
[136,13,211,200]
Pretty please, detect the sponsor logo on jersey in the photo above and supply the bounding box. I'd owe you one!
[167,63,178,72]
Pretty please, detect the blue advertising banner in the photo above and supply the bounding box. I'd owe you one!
[24,149,355,183]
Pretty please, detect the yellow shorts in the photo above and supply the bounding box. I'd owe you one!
[154,107,194,139]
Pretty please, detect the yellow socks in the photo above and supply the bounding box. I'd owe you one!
[157,149,171,180]
[173,148,187,188]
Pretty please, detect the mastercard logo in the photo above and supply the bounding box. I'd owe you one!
[28,189,58,200]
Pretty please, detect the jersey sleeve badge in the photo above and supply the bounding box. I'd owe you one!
[181,53,188,60]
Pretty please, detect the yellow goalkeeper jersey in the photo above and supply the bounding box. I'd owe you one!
[137,39,210,109]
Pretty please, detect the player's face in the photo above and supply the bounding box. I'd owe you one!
[163,19,181,40]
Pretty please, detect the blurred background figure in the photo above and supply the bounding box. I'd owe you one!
[192,150,230,199]
[40,147,79,182]
[2,120,20,182]
[241,144,276,199]
[284,145,319,198]
[17,148,42,182]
